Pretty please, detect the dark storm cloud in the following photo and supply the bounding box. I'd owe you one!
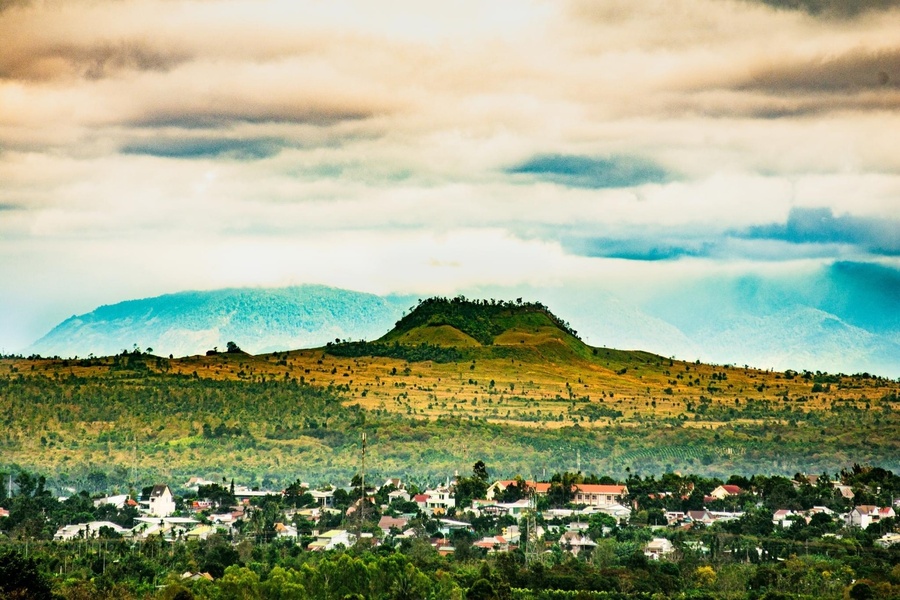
[120,137,286,160]
[744,0,900,17]
[743,207,900,255]
[737,48,900,93]
[0,41,191,81]
[507,154,672,189]
[0,0,30,12]
[128,106,376,129]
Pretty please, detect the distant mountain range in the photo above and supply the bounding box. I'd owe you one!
[28,286,415,359]
[26,261,900,377]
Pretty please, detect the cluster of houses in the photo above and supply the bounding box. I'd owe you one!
[45,475,900,559]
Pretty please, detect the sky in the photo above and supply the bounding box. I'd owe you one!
[1,0,899,357]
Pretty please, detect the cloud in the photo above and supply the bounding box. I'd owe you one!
[743,0,900,18]
[0,41,190,81]
[507,154,672,189]
[742,207,900,255]
[120,137,286,160]
[0,0,29,12]
[733,47,900,93]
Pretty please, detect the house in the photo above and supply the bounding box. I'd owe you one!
[184,477,217,490]
[709,485,742,500]
[308,529,356,551]
[233,485,278,501]
[590,503,632,522]
[387,489,411,503]
[93,494,129,509]
[381,478,404,490]
[876,533,900,548]
[423,486,455,514]
[437,518,473,536]
[773,510,800,528]
[686,510,715,525]
[131,517,198,541]
[474,535,509,553]
[148,484,176,517]
[834,485,855,500]
[378,515,409,537]
[0,507,9,519]
[309,489,335,507]
[185,524,217,541]
[54,521,126,541]
[572,484,628,508]
[559,531,597,556]
[485,480,551,500]
[665,511,686,525]
[848,505,896,529]
[413,494,430,511]
[274,523,298,540]
[644,538,676,560]
[472,498,532,520]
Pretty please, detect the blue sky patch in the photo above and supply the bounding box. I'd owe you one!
[121,137,284,160]
[508,154,671,189]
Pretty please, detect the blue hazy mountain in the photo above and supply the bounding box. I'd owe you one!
[28,285,415,358]
[26,261,900,377]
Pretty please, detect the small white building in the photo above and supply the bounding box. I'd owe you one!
[148,484,176,517]
[93,494,130,509]
[54,521,126,541]
[645,537,676,560]
[308,529,356,551]
[559,531,596,556]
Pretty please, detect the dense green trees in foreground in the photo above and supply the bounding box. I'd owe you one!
[2,524,898,599]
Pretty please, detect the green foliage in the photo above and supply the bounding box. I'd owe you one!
[0,548,54,599]
[326,340,465,363]
[386,296,580,346]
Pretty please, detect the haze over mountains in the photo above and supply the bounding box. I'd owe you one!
[27,261,900,378]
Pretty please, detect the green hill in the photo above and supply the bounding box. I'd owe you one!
[326,296,596,363]
[381,296,580,345]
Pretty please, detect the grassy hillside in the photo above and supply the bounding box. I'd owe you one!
[2,297,899,488]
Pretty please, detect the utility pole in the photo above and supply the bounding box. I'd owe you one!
[359,431,366,543]
[524,484,540,565]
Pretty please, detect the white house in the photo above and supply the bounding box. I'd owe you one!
[848,505,896,529]
[54,521,126,541]
[308,529,356,551]
[387,489,411,503]
[148,484,176,517]
[93,494,130,509]
[645,538,676,560]
[559,531,597,556]
[572,484,628,508]
[424,486,455,514]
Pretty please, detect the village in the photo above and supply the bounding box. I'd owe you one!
[28,466,900,574]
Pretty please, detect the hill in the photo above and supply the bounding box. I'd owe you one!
[2,296,898,486]
[26,285,414,359]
